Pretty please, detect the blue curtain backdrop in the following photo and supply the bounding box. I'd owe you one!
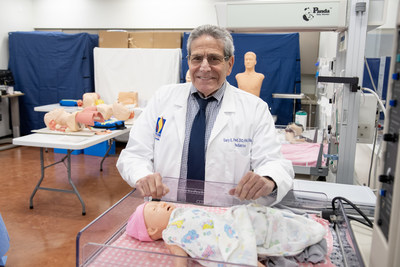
[181,32,301,125]
[8,31,98,135]
[362,57,390,99]
[362,57,391,121]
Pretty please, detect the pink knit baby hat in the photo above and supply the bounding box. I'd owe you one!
[126,202,153,242]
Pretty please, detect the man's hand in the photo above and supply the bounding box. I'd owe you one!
[229,171,276,200]
[135,173,169,199]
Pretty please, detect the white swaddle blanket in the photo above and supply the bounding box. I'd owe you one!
[162,204,326,266]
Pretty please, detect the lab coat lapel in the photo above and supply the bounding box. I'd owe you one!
[172,85,190,146]
[209,84,235,145]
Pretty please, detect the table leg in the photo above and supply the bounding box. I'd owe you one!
[99,139,114,172]
[66,150,86,215]
[29,147,46,209]
[29,148,86,215]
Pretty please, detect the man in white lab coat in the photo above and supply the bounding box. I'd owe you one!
[117,24,294,205]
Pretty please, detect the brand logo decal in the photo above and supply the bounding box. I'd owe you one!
[303,6,331,21]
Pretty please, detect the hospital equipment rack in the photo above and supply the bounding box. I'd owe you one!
[12,126,131,215]
[330,197,373,267]
[76,178,371,267]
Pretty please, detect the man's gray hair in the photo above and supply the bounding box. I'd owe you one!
[187,24,235,58]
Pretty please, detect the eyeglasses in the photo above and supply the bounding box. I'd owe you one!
[187,54,230,66]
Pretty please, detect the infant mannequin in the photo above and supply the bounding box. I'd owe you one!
[83,92,135,121]
[46,92,135,132]
[126,201,326,267]
[83,102,134,121]
[44,108,81,132]
[285,123,306,143]
[44,107,105,132]
[112,102,134,121]
[44,103,134,132]
[235,52,265,97]
[96,104,113,120]
[82,92,103,108]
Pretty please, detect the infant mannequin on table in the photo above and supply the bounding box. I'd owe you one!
[285,123,307,144]
[44,92,135,132]
[80,92,136,122]
[126,201,326,267]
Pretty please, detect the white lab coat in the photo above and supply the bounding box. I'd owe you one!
[117,82,294,205]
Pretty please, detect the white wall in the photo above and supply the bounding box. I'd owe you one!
[0,0,34,137]
[33,0,223,30]
[379,0,399,29]
[1,0,227,68]
[0,0,34,69]
[0,0,224,136]
[2,0,399,69]
[365,0,399,58]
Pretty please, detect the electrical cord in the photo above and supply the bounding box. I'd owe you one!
[331,196,373,228]
[362,87,387,118]
[360,79,385,187]
[364,58,378,92]
[371,136,383,189]
[367,119,379,187]
[360,88,384,188]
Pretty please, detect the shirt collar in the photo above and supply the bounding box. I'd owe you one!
[190,82,226,104]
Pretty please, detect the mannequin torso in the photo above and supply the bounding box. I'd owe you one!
[235,51,265,97]
[236,71,265,96]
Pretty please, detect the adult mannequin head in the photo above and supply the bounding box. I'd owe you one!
[186,25,235,97]
[235,51,264,97]
[185,69,191,82]
[244,52,257,71]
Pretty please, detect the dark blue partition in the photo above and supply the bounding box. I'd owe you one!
[182,32,301,125]
[362,57,390,117]
[8,31,98,135]
[363,57,390,99]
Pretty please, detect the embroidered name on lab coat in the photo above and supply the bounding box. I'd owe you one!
[223,138,253,148]
[155,117,166,140]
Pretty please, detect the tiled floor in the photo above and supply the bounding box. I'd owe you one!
[0,143,132,267]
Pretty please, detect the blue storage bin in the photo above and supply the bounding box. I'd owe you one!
[54,148,83,155]
[83,141,115,157]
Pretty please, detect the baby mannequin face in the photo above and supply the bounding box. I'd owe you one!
[144,202,176,240]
